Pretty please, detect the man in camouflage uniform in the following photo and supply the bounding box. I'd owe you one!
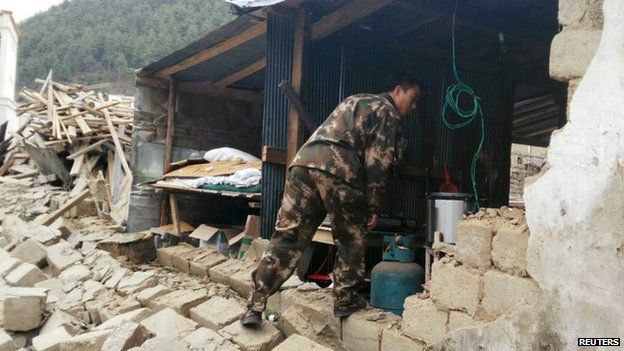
[241,73,422,326]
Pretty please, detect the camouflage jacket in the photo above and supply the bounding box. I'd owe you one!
[290,93,402,214]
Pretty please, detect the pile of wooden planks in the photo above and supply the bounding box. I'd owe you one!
[0,71,134,225]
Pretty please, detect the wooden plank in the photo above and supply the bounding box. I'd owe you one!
[156,22,267,78]
[136,76,262,103]
[0,177,33,186]
[38,189,90,226]
[0,156,15,176]
[66,139,109,160]
[164,79,176,173]
[111,126,125,204]
[163,160,260,178]
[38,70,53,95]
[102,108,132,180]
[169,193,181,236]
[279,81,315,132]
[286,8,309,172]
[262,145,287,165]
[214,57,267,87]
[311,0,395,40]
[70,154,85,177]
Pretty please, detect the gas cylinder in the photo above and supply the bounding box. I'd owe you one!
[370,234,425,316]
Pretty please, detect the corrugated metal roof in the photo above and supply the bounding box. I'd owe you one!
[226,0,285,7]
[139,14,265,85]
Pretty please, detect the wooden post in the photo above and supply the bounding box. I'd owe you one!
[164,79,176,173]
[286,8,310,176]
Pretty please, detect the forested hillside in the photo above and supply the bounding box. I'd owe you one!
[18,0,235,94]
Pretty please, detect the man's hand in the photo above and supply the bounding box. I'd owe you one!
[367,213,378,231]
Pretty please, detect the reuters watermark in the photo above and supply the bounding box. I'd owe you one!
[578,338,620,347]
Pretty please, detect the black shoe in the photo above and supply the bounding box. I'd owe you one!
[241,310,262,327]
[334,305,359,318]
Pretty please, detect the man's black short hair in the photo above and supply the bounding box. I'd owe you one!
[382,72,423,93]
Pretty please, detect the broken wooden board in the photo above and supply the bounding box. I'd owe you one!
[22,144,71,187]
[163,160,261,178]
[37,188,90,226]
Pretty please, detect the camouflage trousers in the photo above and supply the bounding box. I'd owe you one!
[248,166,367,312]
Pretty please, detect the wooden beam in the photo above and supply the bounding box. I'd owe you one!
[156,22,267,78]
[164,79,176,174]
[215,58,267,87]
[286,8,310,172]
[38,189,90,226]
[279,81,315,132]
[262,146,287,165]
[311,0,395,40]
[136,76,262,103]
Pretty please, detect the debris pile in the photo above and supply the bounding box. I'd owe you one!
[0,72,133,224]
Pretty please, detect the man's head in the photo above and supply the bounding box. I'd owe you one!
[383,72,422,116]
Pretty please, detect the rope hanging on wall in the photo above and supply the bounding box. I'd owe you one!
[441,0,486,209]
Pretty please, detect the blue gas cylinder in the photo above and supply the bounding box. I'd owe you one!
[370,234,425,316]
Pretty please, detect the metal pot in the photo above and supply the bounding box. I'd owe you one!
[427,192,476,243]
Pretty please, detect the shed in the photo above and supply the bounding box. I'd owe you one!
[129,0,563,265]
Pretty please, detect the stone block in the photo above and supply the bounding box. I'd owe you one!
[99,298,143,322]
[455,219,493,269]
[58,330,113,351]
[280,304,344,350]
[559,0,603,29]
[171,247,207,273]
[127,337,189,351]
[35,278,65,301]
[279,288,339,333]
[32,326,73,351]
[550,29,602,82]
[0,330,14,351]
[274,334,332,351]
[183,327,240,351]
[136,286,171,306]
[0,258,21,277]
[31,226,62,246]
[5,263,47,287]
[4,287,47,331]
[189,251,226,279]
[448,311,484,331]
[402,296,448,344]
[243,238,269,262]
[12,239,48,267]
[96,232,156,264]
[82,280,106,302]
[139,308,198,339]
[156,244,194,268]
[94,308,153,331]
[40,310,84,336]
[189,296,246,331]
[342,309,400,351]
[431,259,482,316]
[59,265,93,284]
[101,322,152,351]
[481,271,541,318]
[220,320,283,351]
[46,241,82,275]
[149,290,209,317]
[381,325,426,351]
[492,223,529,276]
[208,259,250,286]
[116,271,157,295]
[229,266,254,298]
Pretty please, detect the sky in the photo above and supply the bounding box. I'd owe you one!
[0,0,64,23]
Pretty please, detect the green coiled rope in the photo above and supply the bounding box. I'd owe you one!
[441,0,485,209]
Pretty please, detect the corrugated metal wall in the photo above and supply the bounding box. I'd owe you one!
[261,23,513,237]
[260,12,295,238]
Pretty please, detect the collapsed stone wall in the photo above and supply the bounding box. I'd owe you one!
[397,208,545,350]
